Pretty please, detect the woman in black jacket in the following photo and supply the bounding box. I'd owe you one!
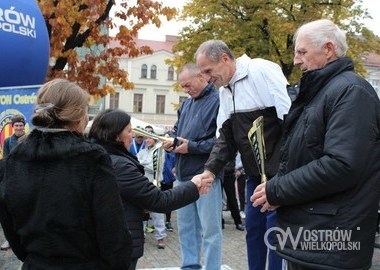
[0,79,132,270]
[89,109,201,270]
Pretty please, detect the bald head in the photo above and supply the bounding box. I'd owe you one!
[179,63,208,98]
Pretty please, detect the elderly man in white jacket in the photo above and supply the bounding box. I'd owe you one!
[194,40,291,270]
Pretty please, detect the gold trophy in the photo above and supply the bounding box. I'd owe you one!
[248,116,267,183]
[133,127,169,187]
[152,143,163,187]
[132,126,174,143]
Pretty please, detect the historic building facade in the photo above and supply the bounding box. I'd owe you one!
[103,36,186,132]
[362,52,380,98]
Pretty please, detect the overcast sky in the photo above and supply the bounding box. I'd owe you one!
[136,0,380,41]
[360,0,380,35]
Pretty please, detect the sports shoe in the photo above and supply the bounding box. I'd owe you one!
[222,205,229,211]
[236,224,245,231]
[157,239,165,249]
[0,241,10,251]
[165,222,173,232]
[145,225,154,233]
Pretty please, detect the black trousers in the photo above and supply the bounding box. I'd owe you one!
[160,182,173,222]
[222,172,242,225]
[236,173,247,212]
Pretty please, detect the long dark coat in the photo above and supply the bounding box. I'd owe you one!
[266,58,380,270]
[0,130,132,270]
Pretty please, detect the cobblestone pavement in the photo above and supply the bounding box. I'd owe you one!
[137,211,247,270]
[1,211,379,270]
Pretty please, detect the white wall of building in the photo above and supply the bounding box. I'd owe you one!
[104,50,188,131]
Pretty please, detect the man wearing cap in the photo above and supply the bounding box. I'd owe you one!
[3,115,26,158]
[1,114,26,250]
[130,134,146,156]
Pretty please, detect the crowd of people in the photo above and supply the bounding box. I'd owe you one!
[0,19,379,270]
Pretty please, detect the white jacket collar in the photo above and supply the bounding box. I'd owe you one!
[228,54,250,86]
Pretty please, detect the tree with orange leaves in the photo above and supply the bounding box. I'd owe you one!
[37,0,176,97]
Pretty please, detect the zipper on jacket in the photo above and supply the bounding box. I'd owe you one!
[226,85,236,114]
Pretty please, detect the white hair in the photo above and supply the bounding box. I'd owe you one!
[294,19,348,57]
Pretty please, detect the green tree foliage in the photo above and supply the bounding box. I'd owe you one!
[172,0,380,83]
[38,0,176,97]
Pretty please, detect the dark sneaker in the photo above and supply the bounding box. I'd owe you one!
[165,222,173,232]
[236,224,245,231]
[0,241,10,251]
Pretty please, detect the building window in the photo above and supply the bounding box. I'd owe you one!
[133,94,143,113]
[109,92,119,109]
[179,96,187,105]
[168,66,174,80]
[151,65,157,79]
[141,64,147,78]
[156,95,165,114]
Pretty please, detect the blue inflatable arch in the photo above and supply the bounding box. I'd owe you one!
[0,0,49,87]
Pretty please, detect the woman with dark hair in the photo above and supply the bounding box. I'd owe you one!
[0,79,132,269]
[89,108,201,270]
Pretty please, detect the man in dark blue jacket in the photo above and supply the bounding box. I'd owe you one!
[1,114,26,250]
[252,19,380,270]
[2,115,26,158]
[163,63,221,270]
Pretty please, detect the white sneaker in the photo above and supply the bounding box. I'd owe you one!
[240,211,246,219]
[0,241,10,250]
